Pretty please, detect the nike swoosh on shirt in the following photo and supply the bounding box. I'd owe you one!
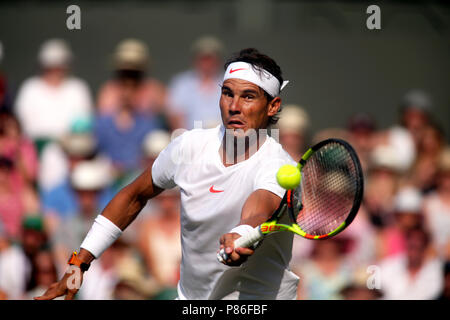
[229,68,247,73]
[209,185,224,193]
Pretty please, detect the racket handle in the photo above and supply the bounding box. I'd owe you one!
[216,226,264,262]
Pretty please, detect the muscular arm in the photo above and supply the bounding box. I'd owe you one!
[36,167,164,300]
[77,167,164,263]
[239,189,281,227]
[219,189,282,266]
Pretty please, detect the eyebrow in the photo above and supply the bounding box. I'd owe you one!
[242,89,259,95]
[221,85,260,95]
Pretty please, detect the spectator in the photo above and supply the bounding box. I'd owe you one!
[20,215,50,294]
[276,104,309,161]
[141,129,172,169]
[364,145,401,228]
[0,222,30,299]
[0,111,39,186]
[14,39,93,154]
[399,89,433,148]
[112,242,160,300]
[114,129,172,192]
[338,204,377,266]
[120,129,172,245]
[409,124,445,193]
[0,157,39,240]
[138,188,181,292]
[49,159,115,269]
[371,91,428,174]
[25,249,61,300]
[77,243,119,300]
[379,226,443,299]
[0,41,12,112]
[95,69,162,174]
[42,157,115,237]
[376,187,424,260]
[97,39,167,121]
[38,117,98,192]
[435,261,450,300]
[423,148,450,259]
[167,35,224,130]
[78,240,148,300]
[340,267,383,300]
[294,238,353,300]
[346,112,377,172]
[21,216,48,260]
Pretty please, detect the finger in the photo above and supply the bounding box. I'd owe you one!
[223,233,239,254]
[34,284,61,300]
[65,290,77,300]
[34,290,59,300]
[235,247,254,256]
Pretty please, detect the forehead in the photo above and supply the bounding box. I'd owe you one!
[222,78,263,93]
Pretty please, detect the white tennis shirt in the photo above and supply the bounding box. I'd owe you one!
[151,125,299,299]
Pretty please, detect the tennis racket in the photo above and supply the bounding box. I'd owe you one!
[217,138,364,262]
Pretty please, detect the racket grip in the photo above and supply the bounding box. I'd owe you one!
[217,226,264,262]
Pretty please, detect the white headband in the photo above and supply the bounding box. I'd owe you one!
[223,61,289,97]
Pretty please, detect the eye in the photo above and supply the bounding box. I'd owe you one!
[222,90,233,98]
[244,94,254,100]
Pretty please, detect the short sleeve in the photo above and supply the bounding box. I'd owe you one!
[253,156,295,199]
[151,132,185,189]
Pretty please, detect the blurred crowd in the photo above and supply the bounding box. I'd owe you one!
[0,36,449,300]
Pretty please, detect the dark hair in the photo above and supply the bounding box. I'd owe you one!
[224,48,284,125]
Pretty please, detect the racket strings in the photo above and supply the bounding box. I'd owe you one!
[296,142,358,236]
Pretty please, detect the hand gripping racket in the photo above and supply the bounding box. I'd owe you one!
[217,138,364,262]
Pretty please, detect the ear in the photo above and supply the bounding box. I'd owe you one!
[267,97,282,117]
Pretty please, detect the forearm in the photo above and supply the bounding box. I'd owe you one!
[80,168,163,260]
[239,189,281,227]
[100,183,148,231]
[76,188,145,264]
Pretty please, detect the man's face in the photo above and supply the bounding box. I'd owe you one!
[194,53,221,77]
[219,78,280,134]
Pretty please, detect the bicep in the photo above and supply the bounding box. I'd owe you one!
[240,189,282,227]
[127,166,164,202]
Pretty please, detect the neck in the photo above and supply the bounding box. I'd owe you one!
[220,129,267,166]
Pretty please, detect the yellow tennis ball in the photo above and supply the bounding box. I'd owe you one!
[276,164,301,190]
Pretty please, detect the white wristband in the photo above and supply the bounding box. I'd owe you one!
[80,215,122,259]
[229,224,260,248]
[229,224,255,237]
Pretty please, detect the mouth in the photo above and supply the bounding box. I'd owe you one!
[227,118,246,129]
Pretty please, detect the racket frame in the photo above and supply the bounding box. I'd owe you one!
[217,138,364,262]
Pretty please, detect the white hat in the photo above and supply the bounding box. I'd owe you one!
[38,39,72,68]
[394,187,423,214]
[71,158,112,191]
[277,105,309,133]
[113,39,150,71]
[191,36,224,56]
[60,133,97,158]
[370,144,402,172]
[142,130,171,158]
[401,89,432,112]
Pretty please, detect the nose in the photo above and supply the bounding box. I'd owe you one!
[228,96,241,115]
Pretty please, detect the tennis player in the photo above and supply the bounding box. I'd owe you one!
[36,48,299,300]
